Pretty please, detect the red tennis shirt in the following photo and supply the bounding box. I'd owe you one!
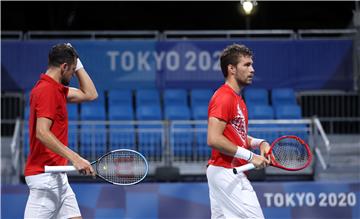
[207,84,250,168]
[24,74,69,176]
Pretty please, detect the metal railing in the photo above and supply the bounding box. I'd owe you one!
[313,117,330,170]
[1,31,23,40]
[10,119,21,184]
[2,29,357,40]
[297,29,358,39]
[298,91,360,134]
[23,30,161,40]
[162,29,296,40]
[20,118,329,177]
[1,92,24,136]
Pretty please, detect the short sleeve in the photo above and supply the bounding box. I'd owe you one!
[208,92,234,123]
[35,88,58,121]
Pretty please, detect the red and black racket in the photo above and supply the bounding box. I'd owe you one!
[233,135,312,174]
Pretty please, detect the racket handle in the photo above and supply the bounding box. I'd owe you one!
[45,165,77,173]
[233,163,255,174]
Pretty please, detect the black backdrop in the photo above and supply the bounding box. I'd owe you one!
[2,1,356,31]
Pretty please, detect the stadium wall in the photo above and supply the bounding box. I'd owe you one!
[1,40,353,91]
[2,181,359,219]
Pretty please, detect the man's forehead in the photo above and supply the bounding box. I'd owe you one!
[238,55,253,63]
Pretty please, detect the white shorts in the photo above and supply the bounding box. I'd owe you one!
[206,165,264,219]
[24,173,81,219]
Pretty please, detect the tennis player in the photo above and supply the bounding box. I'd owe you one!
[24,43,97,219]
[206,44,271,218]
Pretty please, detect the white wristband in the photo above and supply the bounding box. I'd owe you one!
[250,137,266,149]
[75,58,84,71]
[234,147,254,162]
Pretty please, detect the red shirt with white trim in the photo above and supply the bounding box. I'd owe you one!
[24,74,69,176]
[207,84,249,168]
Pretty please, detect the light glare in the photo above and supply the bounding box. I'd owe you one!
[243,1,253,15]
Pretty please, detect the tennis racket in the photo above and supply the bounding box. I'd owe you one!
[233,135,312,174]
[45,149,149,186]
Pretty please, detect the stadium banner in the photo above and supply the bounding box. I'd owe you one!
[2,181,359,219]
[1,40,353,91]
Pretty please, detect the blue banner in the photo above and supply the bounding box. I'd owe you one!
[1,40,353,91]
[2,182,359,219]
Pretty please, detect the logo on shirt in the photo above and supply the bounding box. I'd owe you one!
[231,104,247,141]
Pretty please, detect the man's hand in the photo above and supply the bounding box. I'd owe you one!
[250,154,271,169]
[260,141,271,157]
[260,141,273,164]
[71,155,95,176]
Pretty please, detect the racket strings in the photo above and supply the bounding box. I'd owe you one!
[96,151,147,185]
[271,138,310,169]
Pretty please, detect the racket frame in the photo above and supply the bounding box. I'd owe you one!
[268,135,312,171]
[233,135,312,174]
[45,149,149,186]
[94,149,149,186]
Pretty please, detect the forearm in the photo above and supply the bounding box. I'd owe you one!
[36,130,79,163]
[247,135,267,149]
[208,133,253,158]
[75,67,98,100]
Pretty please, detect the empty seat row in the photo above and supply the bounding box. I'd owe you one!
[67,104,207,121]
[23,88,305,160]
[244,88,297,107]
[25,87,296,107]
[248,105,302,120]
[247,104,308,144]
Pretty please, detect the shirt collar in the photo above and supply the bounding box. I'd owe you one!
[224,83,242,97]
[40,74,68,94]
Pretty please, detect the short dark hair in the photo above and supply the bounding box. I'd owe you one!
[220,44,253,77]
[48,43,79,67]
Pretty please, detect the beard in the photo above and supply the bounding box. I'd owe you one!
[60,77,70,86]
[236,78,252,88]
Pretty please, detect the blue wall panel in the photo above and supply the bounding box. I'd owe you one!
[2,181,359,219]
[1,40,353,91]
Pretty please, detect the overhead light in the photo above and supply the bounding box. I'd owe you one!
[240,0,257,15]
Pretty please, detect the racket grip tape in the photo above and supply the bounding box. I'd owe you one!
[233,163,256,174]
[45,165,77,173]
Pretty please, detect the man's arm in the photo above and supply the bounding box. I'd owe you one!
[67,67,98,103]
[36,117,95,175]
[247,135,271,157]
[207,117,270,168]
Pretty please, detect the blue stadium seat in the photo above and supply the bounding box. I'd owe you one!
[274,105,308,142]
[109,105,134,120]
[67,104,79,120]
[248,105,279,146]
[135,89,160,107]
[248,105,274,120]
[164,105,191,120]
[163,89,188,107]
[108,105,135,150]
[275,105,302,119]
[244,88,269,107]
[191,105,210,158]
[136,105,162,120]
[108,89,133,106]
[80,104,107,160]
[271,88,297,106]
[165,106,193,157]
[67,104,79,152]
[191,105,208,120]
[190,89,213,108]
[136,105,163,158]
